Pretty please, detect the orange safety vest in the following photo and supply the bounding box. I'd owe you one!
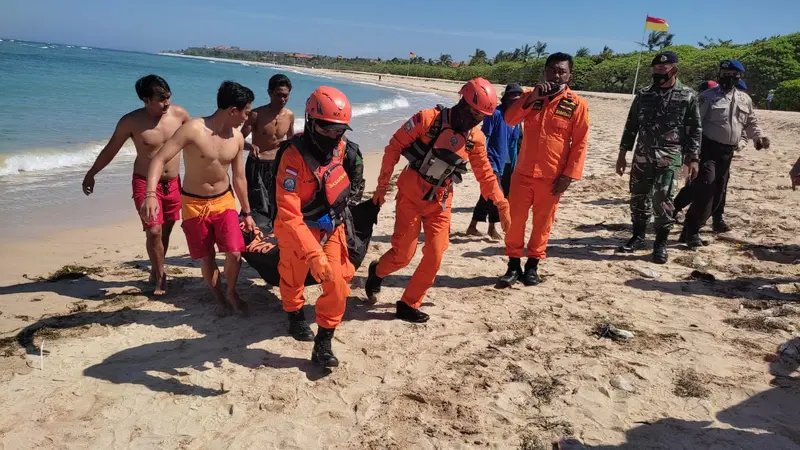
[274,135,352,231]
[400,106,472,200]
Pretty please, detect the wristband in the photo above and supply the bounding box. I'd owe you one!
[241,211,251,217]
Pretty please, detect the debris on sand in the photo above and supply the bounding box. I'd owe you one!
[26,265,104,282]
[595,323,635,341]
[673,368,710,398]
[630,266,660,279]
[689,270,716,282]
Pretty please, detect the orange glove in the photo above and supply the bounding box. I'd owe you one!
[496,198,511,233]
[308,253,334,282]
[372,189,386,206]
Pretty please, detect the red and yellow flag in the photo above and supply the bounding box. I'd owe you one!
[409,51,417,58]
[337,55,343,59]
[645,16,669,32]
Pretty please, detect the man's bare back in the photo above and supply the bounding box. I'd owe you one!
[243,105,294,160]
[181,117,246,196]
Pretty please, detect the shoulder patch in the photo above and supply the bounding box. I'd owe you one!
[403,117,415,132]
[532,100,544,111]
[285,166,299,177]
[282,177,296,192]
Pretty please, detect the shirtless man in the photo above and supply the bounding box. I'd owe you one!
[241,74,295,218]
[142,81,256,315]
[82,74,190,295]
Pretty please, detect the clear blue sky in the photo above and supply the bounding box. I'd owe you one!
[3,0,798,59]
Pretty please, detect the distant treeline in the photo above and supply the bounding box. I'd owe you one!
[172,32,800,111]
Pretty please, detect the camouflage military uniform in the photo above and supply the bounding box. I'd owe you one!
[619,80,702,231]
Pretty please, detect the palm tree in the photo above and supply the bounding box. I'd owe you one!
[438,53,453,66]
[511,48,522,62]
[469,48,488,65]
[638,31,675,51]
[520,44,533,62]
[493,50,507,63]
[575,47,590,58]
[534,41,549,59]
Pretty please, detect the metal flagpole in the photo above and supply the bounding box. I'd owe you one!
[631,14,649,95]
[406,58,411,77]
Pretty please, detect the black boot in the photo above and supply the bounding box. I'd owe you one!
[686,233,707,249]
[396,301,429,323]
[678,227,688,243]
[619,221,647,253]
[364,261,383,304]
[523,258,541,286]
[498,257,522,288]
[287,309,315,341]
[713,219,731,233]
[311,327,339,367]
[653,229,669,264]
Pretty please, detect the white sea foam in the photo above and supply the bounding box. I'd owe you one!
[290,95,410,132]
[352,96,410,117]
[0,95,412,177]
[0,145,135,177]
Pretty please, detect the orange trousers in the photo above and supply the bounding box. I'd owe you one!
[505,176,561,260]
[375,190,451,309]
[277,224,353,329]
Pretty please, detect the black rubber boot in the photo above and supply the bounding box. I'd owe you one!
[678,227,688,243]
[522,258,541,286]
[619,221,647,253]
[287,309,315,341]
[311,327,339,367]
[498,257,522,288]
[686,233,707,249]
[364,261,383,304]
[653,229,669,264]
[396,301,429,323]
[713,219,731,233]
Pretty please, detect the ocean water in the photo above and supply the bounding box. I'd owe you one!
[0,40,448,238]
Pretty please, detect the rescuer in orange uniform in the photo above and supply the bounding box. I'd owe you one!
[498,52,590,287]
[365,78,511,323]
[274,86,356,367]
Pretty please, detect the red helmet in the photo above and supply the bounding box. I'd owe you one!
[459,78,497,116]
[305,86,352,130]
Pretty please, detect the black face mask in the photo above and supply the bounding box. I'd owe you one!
[451,102,481,133]
[303,124,340,164]
[719,75,738,90]
[652,73,671,86]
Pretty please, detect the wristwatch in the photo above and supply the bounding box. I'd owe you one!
[241,211,251,217]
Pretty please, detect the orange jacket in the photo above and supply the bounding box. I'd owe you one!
[274,141,348,262]
[505,87,589,180]
[376,108,505,202]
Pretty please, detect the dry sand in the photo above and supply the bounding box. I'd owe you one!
[1,70,800,449]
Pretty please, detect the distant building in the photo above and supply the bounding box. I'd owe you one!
[288,53,314,59]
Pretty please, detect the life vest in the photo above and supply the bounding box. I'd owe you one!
[400,106,472,201]
[271,134,351,233]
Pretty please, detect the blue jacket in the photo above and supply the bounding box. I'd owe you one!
[481,105,521,176]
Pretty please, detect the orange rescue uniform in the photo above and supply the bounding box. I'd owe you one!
[374,108,506,308]
[504,87,590,260]
[274,139,355,329]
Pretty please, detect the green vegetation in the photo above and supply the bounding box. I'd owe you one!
[773,79,800,111]
[172,32,800,110]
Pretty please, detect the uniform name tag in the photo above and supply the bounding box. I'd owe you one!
[532,100,544,111]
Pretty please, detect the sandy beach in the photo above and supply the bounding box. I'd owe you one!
[1,66,799,449]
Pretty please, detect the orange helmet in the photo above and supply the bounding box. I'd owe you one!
[305,86,352,130]
[459,78,497,116]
